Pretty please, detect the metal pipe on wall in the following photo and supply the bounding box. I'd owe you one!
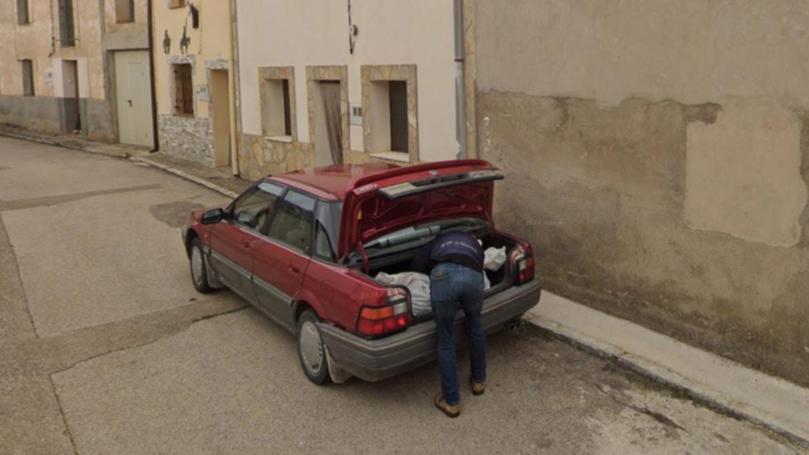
[454,0,466,159]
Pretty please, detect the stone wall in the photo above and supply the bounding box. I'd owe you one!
[158,115,214,166]
[476,0,809,387]
[238,133,315,181]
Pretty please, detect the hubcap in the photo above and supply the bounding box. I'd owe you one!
[299,321,324,375]
[191,247,204,286]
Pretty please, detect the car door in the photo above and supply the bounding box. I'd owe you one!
[251,189,316,329]
[208,182,284,300]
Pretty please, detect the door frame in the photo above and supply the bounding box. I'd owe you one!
[306,66,350,165]
[208,68,232,167]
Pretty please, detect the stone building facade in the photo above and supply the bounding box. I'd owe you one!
[232,0,470,180]
[473,0,809,387]
[0,0,152,146]
[152,0,237,169]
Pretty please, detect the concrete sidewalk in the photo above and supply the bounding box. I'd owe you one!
[527,293,809,446]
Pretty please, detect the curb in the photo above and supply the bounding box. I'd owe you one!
[526,298,809,448]
[0,130,148,159]
[130,156,240,199]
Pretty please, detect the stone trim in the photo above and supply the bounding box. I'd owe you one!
[361,64,419,163]
[205,58,229,70]
[167,55,197,117]
[258,66,297,141]
[306,65,350,164]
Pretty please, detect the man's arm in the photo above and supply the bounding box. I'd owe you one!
[410,238,434,274]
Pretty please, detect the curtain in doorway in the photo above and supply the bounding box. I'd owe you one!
[321,82,344,165]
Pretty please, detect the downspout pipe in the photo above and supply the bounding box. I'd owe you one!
[454,0,466,159]
[147,0,159,152]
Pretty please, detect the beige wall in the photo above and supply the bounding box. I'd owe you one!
[236,0,457,169]
[476,0,809,386]
[0,0,104,99]
[153,0,233,118]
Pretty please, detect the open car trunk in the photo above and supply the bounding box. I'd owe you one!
[349,227,518,321]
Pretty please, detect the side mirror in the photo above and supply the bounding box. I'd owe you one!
[201,208,226,225]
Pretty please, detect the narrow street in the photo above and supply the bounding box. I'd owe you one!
[0,137,801,454]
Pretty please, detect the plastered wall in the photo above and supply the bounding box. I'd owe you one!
[235,0,457,178]
[0,0,149,141]
[476,0,809,386]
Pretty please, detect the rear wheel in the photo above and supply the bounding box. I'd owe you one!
[189,238,213,293]
[297,310,330,385]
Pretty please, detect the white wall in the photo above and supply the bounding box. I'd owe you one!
[236,0,458,162]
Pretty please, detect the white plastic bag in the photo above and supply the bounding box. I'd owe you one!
[484,247,507,271]
[375,272,432,318]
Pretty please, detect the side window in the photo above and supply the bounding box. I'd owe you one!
[267,190,316,253]
[229,181,284,231]
[314,201,342,261]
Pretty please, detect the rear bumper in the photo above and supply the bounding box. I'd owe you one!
[317,279,542,382]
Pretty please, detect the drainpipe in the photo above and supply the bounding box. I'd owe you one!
[228,0,240,176]
[147,0,159,152]
[454,0,466,159]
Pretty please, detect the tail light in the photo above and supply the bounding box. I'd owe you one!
[510,243,535,285]
[357,287,411,337]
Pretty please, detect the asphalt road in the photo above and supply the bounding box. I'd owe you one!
[0,137,803,454]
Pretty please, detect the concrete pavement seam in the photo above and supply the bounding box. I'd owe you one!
[0,212,39,339]
[48,375,79,455]
[130,156,240,199]
[48,305,249,377]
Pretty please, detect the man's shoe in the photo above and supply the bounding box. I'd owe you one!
[434,394,461,418]
[470,379,486,396]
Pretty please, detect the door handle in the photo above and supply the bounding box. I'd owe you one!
[289,266,301,274]
[127,100,133,107]
[240,240,251,248]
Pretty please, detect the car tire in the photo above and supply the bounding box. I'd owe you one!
[189,238,213,294]
[296,310,330,385]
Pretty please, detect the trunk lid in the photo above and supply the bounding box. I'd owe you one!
[338,160,503,259]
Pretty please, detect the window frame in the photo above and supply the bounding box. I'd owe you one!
[172,63,194,117]
[226,181,286,233]
[361,65,419,163]
[20,59,34,97]
[312,200,342,263]
[58,0,76,47]
[115,0,135,23]
[259,66,297,141]
[17,0,30,25]
[265,189,318,256]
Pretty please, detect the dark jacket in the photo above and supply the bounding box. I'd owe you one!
[411,232,484,274]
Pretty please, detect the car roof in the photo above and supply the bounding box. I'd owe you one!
[268,163,401,200]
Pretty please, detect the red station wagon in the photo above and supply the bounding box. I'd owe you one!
[182,160,541,384]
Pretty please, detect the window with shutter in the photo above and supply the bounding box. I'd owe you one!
[58,0,75,47]
[17,0,30,25]
[115,0,135,23]
[173,64,194,116]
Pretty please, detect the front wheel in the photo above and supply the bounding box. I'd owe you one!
[189,238,213,293]
[297,310,330,385]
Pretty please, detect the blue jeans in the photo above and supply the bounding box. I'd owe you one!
[430,262,486,405]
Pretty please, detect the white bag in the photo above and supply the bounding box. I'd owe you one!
[375,272,432,318]
[484,247,507,271]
